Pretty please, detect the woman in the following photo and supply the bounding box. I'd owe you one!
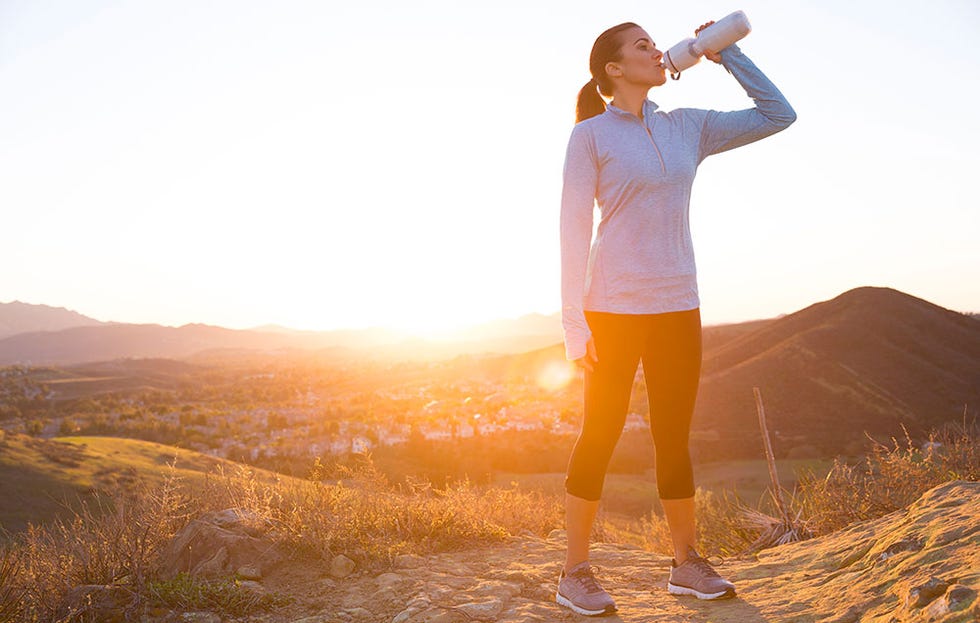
[556,19,796,616]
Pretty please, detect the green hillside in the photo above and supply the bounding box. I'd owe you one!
[0,433,285,534]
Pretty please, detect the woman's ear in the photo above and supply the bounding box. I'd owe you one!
[604,61,623,79]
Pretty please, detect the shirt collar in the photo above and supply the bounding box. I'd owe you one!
[606,99,660,119]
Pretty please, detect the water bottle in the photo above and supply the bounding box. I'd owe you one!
[662,11,752,79]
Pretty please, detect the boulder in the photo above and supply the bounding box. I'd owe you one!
[156,508,283,580]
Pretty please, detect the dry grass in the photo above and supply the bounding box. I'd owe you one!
[0,420,974,621]
[605,419,978,558]
[796,419,979,535]
[0,452,562,621]
[621,488,760,558]
[0,546,24,623]
[12,467,187,622]
[195,454,562,565]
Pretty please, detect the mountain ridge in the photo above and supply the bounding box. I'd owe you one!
[0,301,105,340]
[693,286,980,460]
[0,309,564,364]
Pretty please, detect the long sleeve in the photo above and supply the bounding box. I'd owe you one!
[560,124,597,361]
[697,44,797,162]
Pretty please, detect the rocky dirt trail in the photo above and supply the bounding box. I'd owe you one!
[137,481,979,622]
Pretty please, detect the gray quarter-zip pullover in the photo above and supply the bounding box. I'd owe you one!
[560,44,796,361]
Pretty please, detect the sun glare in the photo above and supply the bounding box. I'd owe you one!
[536,360,576,392]
[387,315,482,341]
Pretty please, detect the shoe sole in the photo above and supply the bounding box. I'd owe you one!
[667,582,736,600]
[556,592,618,616]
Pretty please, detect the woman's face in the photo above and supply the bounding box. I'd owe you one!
[608,26,666,88]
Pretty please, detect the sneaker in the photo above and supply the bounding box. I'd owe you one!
[556,561,618,616]
[667,546,736,600]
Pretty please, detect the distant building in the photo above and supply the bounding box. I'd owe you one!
[352,436,373,454]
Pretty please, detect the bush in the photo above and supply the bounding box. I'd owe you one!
[609,488,757,558]
[13,471,187,622]
[0,547,25,623]
[796,420,979,535]
[196,454,562,566]
[1,453,563,622]
[601,420,979,558]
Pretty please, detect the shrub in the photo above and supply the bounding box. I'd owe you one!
[13,468,188,622]
[604,420,978,558]
[0,547,25,623]
[622,488,757,558]
[796,420,979,535]
[196,454,561,567]
[147,572,291,616]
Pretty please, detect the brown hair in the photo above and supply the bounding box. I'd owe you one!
[575,22,640,123]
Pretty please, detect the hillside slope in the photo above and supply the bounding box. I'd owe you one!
[77,480,976,622]
[694,287,980,459]
[0,434,287,533]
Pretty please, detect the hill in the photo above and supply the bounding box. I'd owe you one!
[0,301,103,340]
[0,315,565,366]
[41,480,980,622]
[0,433,286,533]
[2,286,977,463]
[296,481,978,622]
[453,287,978,461]
[692,287,980,460]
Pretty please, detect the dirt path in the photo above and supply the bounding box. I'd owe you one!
[242,481,978,623]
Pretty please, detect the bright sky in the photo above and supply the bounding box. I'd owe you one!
[1,0,978,333]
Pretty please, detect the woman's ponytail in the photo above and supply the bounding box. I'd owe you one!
[575,78,605,123]
[574,22,639,123]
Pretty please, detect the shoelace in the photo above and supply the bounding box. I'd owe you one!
[570,565,605,594]
[686,554,722,578]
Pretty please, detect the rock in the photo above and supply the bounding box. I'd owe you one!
[924,584,977,618]
[341,606,375,620]
[393,554,425,569]
[825,605,863,623]
[877,538,922,563]
[945,585,977,610]
[455,598,505,621]
[408,609,455,623]
[905,576,949,609]
[237,565,262,580]
[180,614,221,623]
[391,608,417,623]
[404,592,431,610]
[156,509,284,580]
[208,508,271,537]
[330,554,357,578]
[497,598,564,622]
[376,572,406,588]
[546,529,565,541]
[470,579,521,598]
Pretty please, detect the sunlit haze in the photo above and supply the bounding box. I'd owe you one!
[2,0,978,335]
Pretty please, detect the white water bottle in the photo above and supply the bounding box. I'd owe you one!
[663,11,752,79]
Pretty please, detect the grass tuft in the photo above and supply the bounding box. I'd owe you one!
[147,572,291,616]
[795,419,979,535]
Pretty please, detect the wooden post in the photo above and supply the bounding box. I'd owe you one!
[753,387,789,524]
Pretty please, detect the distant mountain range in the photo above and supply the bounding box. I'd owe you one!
[0,302,563,365]
[0,301,105,339]
[2,287,977,461]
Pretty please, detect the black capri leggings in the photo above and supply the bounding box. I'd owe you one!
[564,308,701,501]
